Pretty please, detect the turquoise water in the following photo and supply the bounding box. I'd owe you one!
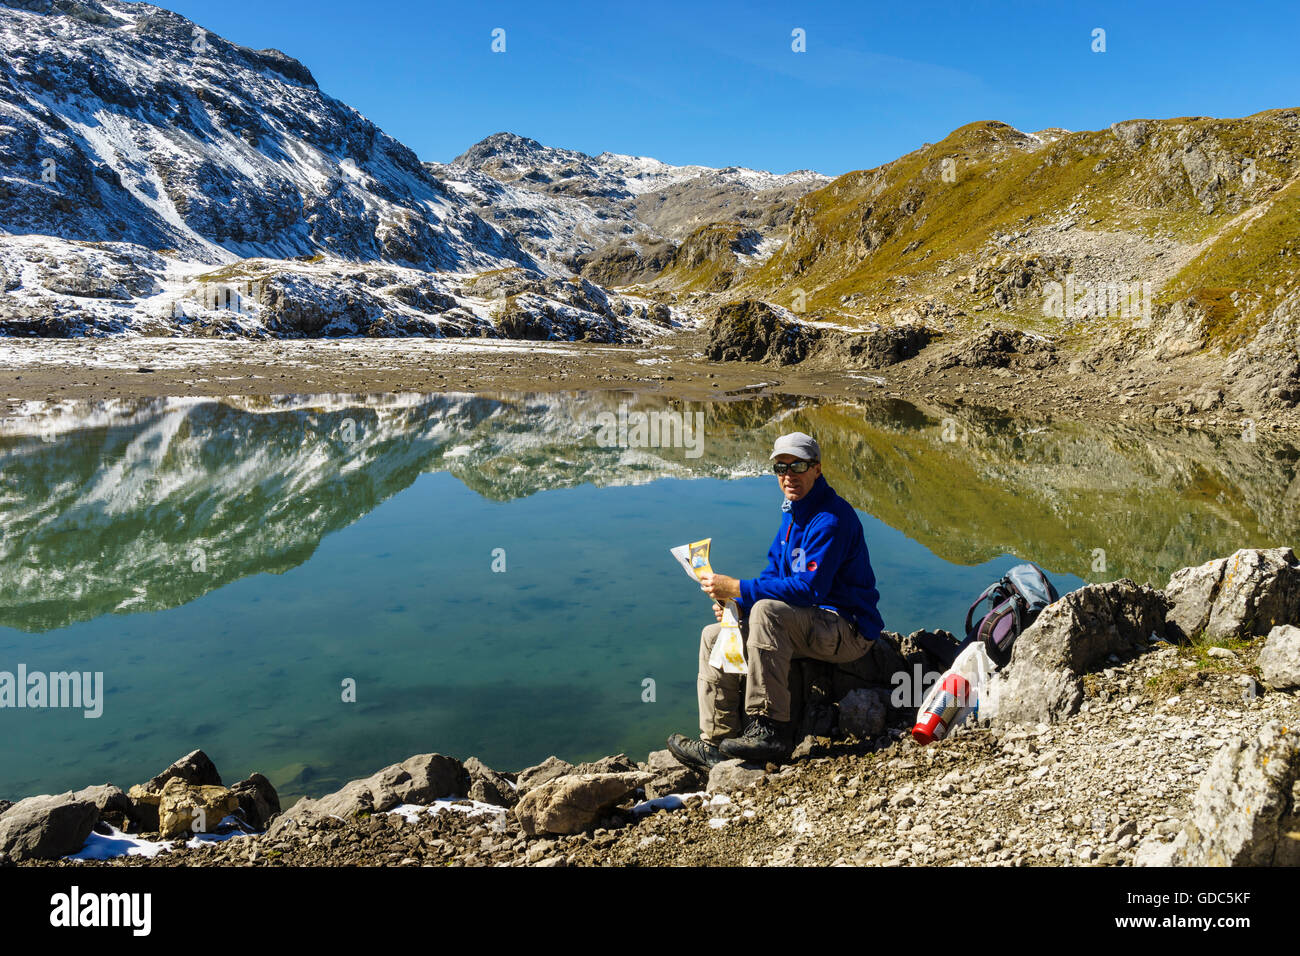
[2,391,1294,803]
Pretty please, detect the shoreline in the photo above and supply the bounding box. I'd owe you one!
[2,331,1298,432]
[5,555,1299,867]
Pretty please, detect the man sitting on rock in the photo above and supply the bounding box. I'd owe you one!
[668,432,885,769]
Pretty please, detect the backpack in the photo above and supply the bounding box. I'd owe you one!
[963,563,1059,668]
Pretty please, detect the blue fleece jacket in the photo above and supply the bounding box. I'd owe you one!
[737,475,884,641]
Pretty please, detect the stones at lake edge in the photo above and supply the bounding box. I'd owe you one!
[229,773,281,830]
[143,749,223,790]
[514,756,575,794]
[642,749,706,800]
[514,771,652,837]
[1259,624,1300,690]
[267,753,469,838]
[465,757,518,808]
[0,793,98,862]
[128,748,225,832]
[157,777,240,839]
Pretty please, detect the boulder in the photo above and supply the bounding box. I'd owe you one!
[1259,625,1300,690]
[1165,548,1300,642]
[985,658,1083,726]
[266,753,469,838]
[986,580,1168,725]
[127,749,225,833]
[574,753,640,776]
[645,749,684,775]
[837,687,888,738]
[72,784,142,831]
[514,771,652,837]
[0,800,12,817]
[228,774,281,830]
[644,766,706,800]
[706,300,819,365]
[1167,721,1300,866]
[464,757,518,808]
[514,756,576,794]
[157,777,240,839]
[829,632,908,699]
[143,749,223,790]
[0,793,98,861]
[707,760,766,794]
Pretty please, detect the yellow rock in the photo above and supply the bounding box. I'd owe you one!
[157,777,239,839]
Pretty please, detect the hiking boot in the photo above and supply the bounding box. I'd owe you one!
[666,733,724,773]
[718,714,793,764]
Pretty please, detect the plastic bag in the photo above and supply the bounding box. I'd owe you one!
[914,641,994,741]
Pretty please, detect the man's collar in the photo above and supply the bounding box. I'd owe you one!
[786,475,830,521]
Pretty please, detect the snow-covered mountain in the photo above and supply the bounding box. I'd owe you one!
[430,132,829,285]
[0,0,688,339]
[0,0,819,340]
[0,0,529,269]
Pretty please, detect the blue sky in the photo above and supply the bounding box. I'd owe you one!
[162,0,1300,177]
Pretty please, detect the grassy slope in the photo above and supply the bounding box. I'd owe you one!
[684,110,1300,349]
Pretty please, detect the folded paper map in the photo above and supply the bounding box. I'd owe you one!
[670,537,746,674]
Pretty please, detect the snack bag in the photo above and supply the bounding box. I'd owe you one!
[670,538,746,674]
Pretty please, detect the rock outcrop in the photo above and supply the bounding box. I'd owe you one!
[986,580,1169,725]
[1164,547,1300,642]
[1260,625,1300,690]
[1156,721,1300,866]
[705,299,934,369]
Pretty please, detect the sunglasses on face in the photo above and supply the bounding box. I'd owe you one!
[772,460,816,476]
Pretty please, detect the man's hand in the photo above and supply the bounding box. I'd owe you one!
[698,572,740,602]
[712,602,725,623]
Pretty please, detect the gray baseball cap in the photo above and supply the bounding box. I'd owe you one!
[769,432,821,461]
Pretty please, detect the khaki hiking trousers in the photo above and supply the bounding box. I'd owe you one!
[698,597,871,743]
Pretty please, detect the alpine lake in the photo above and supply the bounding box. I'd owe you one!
[2,390,1296,805]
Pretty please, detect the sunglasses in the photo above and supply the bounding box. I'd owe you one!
[772,460,817,476]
